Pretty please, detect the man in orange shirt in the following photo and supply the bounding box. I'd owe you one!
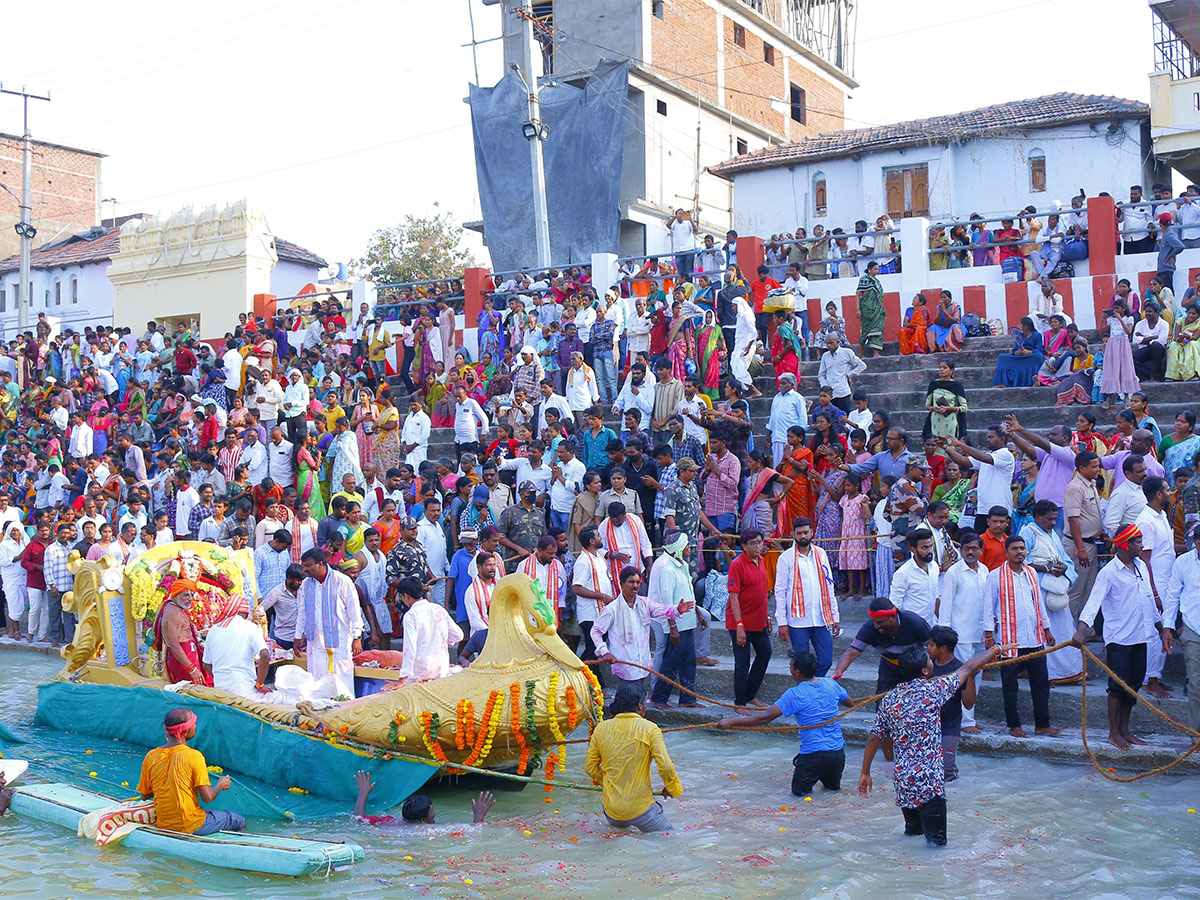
[979,506,1011,571]
[137,708,245,835]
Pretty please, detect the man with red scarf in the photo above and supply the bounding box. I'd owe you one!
[984,534,1062,739]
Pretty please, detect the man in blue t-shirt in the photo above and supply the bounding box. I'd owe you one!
[716,650,850,796]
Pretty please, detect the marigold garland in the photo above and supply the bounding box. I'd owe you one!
[461,690,505,767]
[386,712,407,747]
[543,751,558,802]
[510,682,531,774]
[455,699,476,750]
[582,665,604,732]
[418,711,448,764]
[546,673,567,770]
[565,685,579,731]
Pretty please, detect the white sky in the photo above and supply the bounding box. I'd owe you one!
[0,0,1160,271]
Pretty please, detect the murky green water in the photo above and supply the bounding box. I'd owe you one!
[1,651,1197,899]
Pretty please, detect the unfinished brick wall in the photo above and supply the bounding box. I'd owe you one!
[0,136,101,257]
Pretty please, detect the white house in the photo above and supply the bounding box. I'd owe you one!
[0,214,327,339]
[710,93,1171,238]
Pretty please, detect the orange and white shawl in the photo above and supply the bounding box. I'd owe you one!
[521,555,564,627]
[998,563,1044,657]
[789,544,837,625]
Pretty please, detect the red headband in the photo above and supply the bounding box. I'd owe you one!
[165,711,197,739]
[1112,524,1141,549]
[868,607,899,620]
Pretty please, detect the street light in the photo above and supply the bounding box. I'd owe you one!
[522,120,550,141]
[13,222,36,239]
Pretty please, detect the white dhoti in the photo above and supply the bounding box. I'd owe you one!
[1144,636,1166,680]
[304,643,356,700]
[1044,602,1082,681]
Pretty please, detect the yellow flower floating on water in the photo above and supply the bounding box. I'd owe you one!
[88,772,97,777]
[288,787,310,794]
[207,766,223,774]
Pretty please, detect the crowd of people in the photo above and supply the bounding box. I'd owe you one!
[0,250,1198,846]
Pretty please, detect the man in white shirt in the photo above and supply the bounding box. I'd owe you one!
[240,429,268,487]
[295,549,364,699]
[465,552,498,637]
[1134,477,1175,699]
[696,234,724,276]
[937,530,989,732]
[68,413,93,461]
[1104,455,1148,536]
[773,518,840,676]
[401,397,431,466]
[1164,523,1200,730]
[816,335,867,412]
[985,534,1061,738]
[945,426,1015,532]
[249,368,285,432]
[1177,183,1200,247]
[597,502,652,591]
[452,384,489,461]
[363,468,405,523]
[889,529,939,625]
[667,209,696,280]
[572,527,615,668]
[266,427,295,487]
[222,339,245,403]
[612,362,654,424]
[498,441,553,502]
[1132,304,1169,383]
[416,497,449,610]
[537,379,574,436]
[395,577,463,683]
[549,440,586,533]
[1073,524,1167,748]
[564,352,599,418]
[173,471,201,540]
[767,373,807,466]
[1118,184,1153,254]
[49,397,69,432]
[202,600,270,700]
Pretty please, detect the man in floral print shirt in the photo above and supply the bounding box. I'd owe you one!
[857,641,1006,846]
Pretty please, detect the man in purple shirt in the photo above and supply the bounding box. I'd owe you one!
[1102,429,1164,489]
[1005,417,1075,510]
[556,323,584,372]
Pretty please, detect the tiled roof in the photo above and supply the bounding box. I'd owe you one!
[709,93,1149,177]
[0,226,328,274]
[0,225,121,274]
[272,238,327,269]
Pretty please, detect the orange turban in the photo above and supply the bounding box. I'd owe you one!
[167,578,199,600]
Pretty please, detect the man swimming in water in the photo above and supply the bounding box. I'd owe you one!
[351,770,494,825]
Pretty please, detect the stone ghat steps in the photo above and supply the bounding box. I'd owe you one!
[666,626,1192,737]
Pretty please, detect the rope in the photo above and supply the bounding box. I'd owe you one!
[584,643,1200,781]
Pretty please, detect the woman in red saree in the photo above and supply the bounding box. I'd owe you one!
[898,294,930,355]
[770,309,804,388]
[779,425,816,527]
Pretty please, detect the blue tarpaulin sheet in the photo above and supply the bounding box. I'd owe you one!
[469,59,629,272]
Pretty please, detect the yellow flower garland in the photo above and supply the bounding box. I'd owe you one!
[582,665,604,733]
[546,673,566,770]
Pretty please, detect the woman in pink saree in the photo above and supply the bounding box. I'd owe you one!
[667,300,696,382]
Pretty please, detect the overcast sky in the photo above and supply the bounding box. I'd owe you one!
[0,0,1158,270]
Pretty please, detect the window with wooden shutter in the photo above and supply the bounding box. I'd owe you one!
[814,172,827,217]
[1029,150,1046,192]
[884,164,930,218]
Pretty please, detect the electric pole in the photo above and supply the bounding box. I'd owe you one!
[0,84,51,330]
[515,2,552,269]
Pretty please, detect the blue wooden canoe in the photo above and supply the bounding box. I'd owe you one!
[9,783,365,877]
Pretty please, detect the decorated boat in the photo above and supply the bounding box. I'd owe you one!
[34,542,603,809]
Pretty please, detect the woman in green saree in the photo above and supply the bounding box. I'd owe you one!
[696,309,726,401]
[855,259,886,357]
[297,431,327,520]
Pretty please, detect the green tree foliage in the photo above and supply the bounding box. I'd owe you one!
[350,205,476,286]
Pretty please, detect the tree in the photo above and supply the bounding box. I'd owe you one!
[350,204,477,286]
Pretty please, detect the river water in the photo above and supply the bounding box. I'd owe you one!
[1,652,1197,900]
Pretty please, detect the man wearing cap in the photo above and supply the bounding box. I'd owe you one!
[832,598,932,693]
[1156,211,1184,295]
[498,481,545,561]
[385,516,432,601]
[1073,524,1169,749]
[512,345,544,400]
[460,484,496,534]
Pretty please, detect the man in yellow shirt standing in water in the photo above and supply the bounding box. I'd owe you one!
[584,684,683,833]
[137,708,245,835]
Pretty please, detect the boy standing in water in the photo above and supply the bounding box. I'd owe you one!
[858,642,1004,846]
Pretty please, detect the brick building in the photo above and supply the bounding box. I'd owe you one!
[483,0,856,257]
[0,134,103,261]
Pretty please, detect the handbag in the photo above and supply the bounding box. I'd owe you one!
[1062,239,1089,261]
